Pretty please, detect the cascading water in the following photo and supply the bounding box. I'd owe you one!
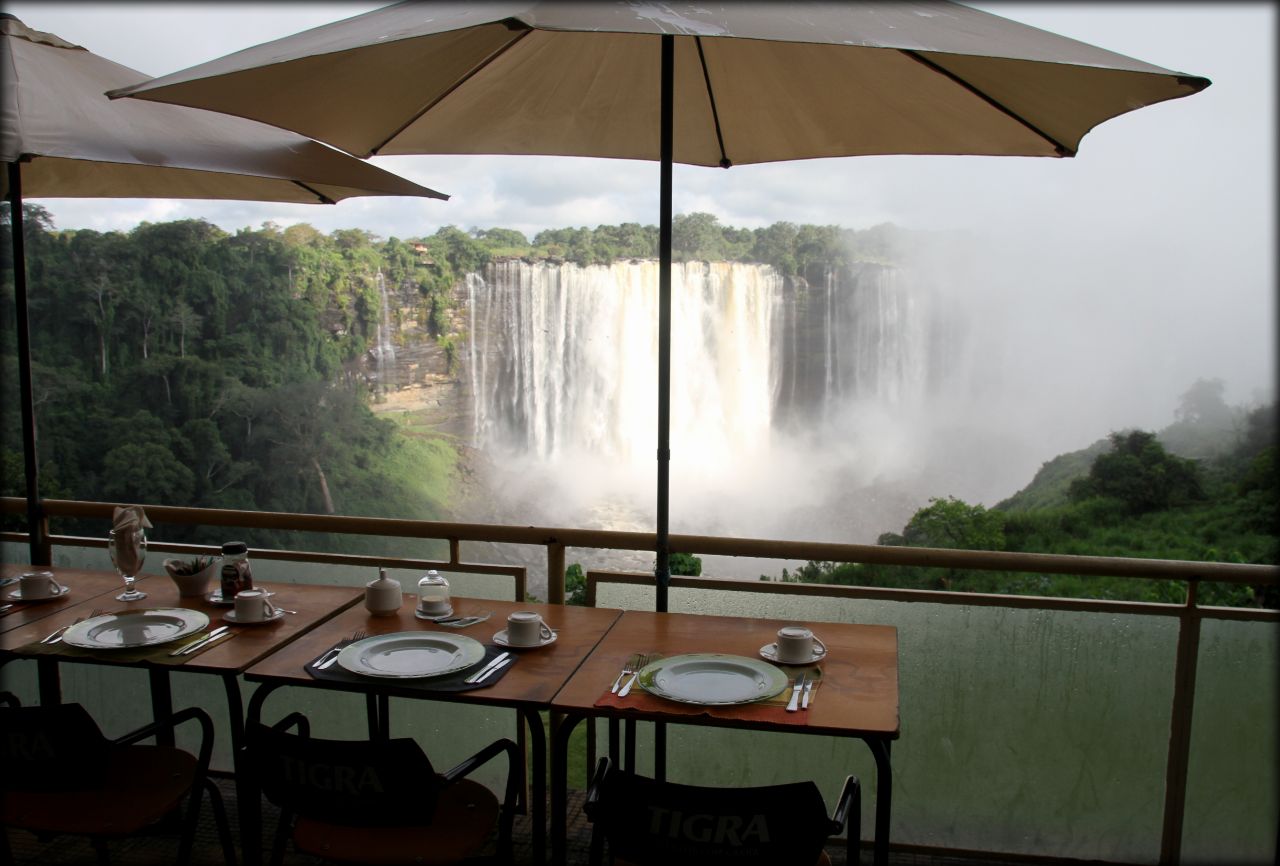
[372,268,396,393]
[466,259,942,484]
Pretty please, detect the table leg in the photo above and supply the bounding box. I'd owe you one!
[865,737,893,866]
[551,712,584,866]
[521,708,547,864]
[36,657,60,706]
[241,682,284,866]
[222,672,246,752]
[148,668,175,747]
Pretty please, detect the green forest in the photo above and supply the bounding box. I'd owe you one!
[763,384,1277,607]
[2,207,1274,605]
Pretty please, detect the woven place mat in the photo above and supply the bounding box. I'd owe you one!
[15,627,238,665]
[594,658,824,726]
[305,642,514,692]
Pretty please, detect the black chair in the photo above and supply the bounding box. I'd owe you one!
[245,714,519,865]
[0,700,235,866]
[583,757,860,866]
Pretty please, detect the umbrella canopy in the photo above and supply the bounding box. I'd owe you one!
[113,0,1208,621]
[111,1,1207,164]
[1,14,447,202]
[2,13,449,564]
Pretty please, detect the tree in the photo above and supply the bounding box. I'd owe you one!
[1069,430,1205,513]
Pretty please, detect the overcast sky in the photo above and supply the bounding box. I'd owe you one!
[6,2,1276,432]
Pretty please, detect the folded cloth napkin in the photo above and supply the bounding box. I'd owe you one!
[111,505,151,575]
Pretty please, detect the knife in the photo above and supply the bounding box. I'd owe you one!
[617,671,640,698]
[464,651,510,684]
[313,645,344,670]
[801,678,815,710]
[785,675,805,712]
[171,625,230,656]
[473,657,512,684]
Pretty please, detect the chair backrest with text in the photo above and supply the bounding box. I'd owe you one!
[586,760,836,866]
[246,722,441,826]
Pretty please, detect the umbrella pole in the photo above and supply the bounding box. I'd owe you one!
[5,162,49,565]
[655,34,673,614]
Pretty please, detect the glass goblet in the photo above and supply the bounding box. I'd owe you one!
[108,528,148,602]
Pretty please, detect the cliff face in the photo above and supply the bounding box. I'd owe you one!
[365,256,958,466]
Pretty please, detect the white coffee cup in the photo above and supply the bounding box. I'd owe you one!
[234,589,277,623]
[775,626,826,663]
[506,611,553,646]
[19,571,63,598]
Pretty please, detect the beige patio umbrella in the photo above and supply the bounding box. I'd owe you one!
[113,0,1208,620]
[2,13,449,563]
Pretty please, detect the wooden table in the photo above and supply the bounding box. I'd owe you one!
[0,564,146,637]
[240,596,623,865]
[549,609,900,866]
[1,568,362,743]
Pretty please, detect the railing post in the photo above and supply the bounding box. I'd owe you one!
[546,542,566,605]
[1160,578,1202,865]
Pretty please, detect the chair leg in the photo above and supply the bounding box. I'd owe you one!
[91,836,110,866]
[204,778,238,866]
[175,774,206,866]
[269,809,293,866]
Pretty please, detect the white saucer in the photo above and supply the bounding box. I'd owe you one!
[207,589,274,606]
[414,606,454,621]
[223,608,286,625]
[493,628,557,650]
[759,642,826,665]
[5,584,70,602]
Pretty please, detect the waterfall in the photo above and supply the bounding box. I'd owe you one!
[372,269,395,392]
[466,259,941,479]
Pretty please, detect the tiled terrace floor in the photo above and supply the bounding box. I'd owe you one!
[6,777,1045,866]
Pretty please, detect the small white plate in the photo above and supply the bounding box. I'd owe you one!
[207,589,274,606]
[413,606,454,621]
[492,628,557,650]
[223,608,286,625]
[5,584,70,602]
[759,642,827,665]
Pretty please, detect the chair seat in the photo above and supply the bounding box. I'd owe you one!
[2,745,197,836]
[292,777,500,865]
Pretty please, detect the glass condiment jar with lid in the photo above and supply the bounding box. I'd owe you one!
[415,570,451,618]
[219,541,253,600]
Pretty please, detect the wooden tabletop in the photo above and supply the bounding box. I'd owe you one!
[0,564,156,635]
[0,567,362,674]
[244,596,623,708]
[551,609,900,739]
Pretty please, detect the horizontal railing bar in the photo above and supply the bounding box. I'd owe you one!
[4,496,1277,585]
[588,571,1280,620]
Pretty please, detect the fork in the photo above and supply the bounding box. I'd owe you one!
[785,674,806,712]
[42,608,104,645]
[317,628,367,670]
[616,654,651,698]
[611,653,642,694]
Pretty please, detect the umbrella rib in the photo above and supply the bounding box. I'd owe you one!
[901,50,1074,157]
[694,36,732,169]
[291,180,337,204]
[368,24,533,157]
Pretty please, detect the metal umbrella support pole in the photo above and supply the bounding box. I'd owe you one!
[656,34,674,615]
[6,161,49,565]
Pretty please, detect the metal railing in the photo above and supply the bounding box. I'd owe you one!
[4,496,1277,865]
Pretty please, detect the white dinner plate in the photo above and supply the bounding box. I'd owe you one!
[223,608,286,625]
[492,628,557,650]
[638,653,790,706]
[63,608,210,650]
[5,584,70,602]
[759,642,827,665]
[336,632,485,679]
